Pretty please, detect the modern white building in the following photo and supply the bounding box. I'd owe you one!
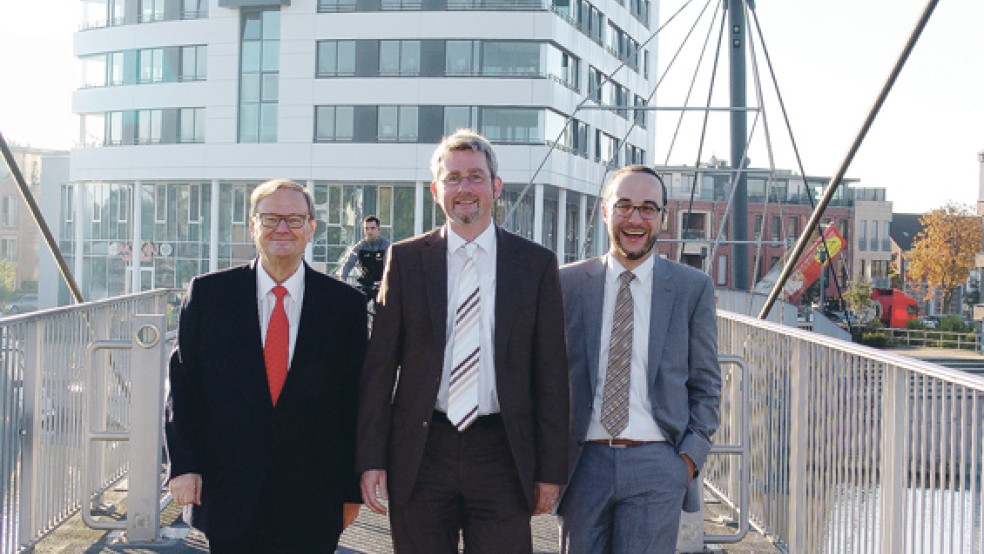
[62,0,656,301]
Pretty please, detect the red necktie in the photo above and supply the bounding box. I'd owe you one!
[264,285,289,406]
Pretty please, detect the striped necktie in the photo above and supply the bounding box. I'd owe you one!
[448,243,481,431]
[601,270,635,437]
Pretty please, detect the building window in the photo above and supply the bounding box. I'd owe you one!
[611,81,628,118]
[109,0,127,26]
[155,184,168,223]
[594,130,618,166]
[717,255,727,286]
[81,54,108,88]
[314,106,355,142]
[633,95,647,127]
[179,108,205,143]
[379,40,421,76]
[482,42,540,76]
[137,109,163,144]
[318,0,357,12]
[444,106,477,135]
[625,144,644,165]
[446,41,479,75]
[180,45,207,81]
[858,220,867,251]
[138,48,164,83]
[1,197,18,228]
[0,238,17,262]
[140,0,165,22]
[378,106,419,142]
[106,111,124,146]
[105,52,123,86]
[753,214,763,240]
[481,108,542,144]
[182,0,208,18]
[317,40,356,77]
[588,66,604,103]
[787,216,799,239]
[239,9,280,143]
[560,51,580,90]
[882,221,891,251]
[630,0,649,25]
[771,215,781,241]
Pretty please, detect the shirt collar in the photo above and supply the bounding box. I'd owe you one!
[256,260,305,300]
[605,252,655,284]
[446,222,496,256]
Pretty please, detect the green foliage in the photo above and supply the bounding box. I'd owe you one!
[938,315,973,333]
[843,280,874,320]
[860,331,889,347]
[906,318,927,330]
[0,260,16,303]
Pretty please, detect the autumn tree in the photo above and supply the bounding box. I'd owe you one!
[906,202,982,313]
[843,279,873,321]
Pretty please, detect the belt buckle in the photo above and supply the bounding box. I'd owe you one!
[608,438,627,449]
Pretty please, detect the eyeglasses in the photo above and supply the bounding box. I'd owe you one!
[255,213,310,229]
[612,201,663,220]
[440,171,489,187]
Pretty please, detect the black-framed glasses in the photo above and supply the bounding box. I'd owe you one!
[612,201,663,220]
[255,213,310,229]
[440,171,489,187]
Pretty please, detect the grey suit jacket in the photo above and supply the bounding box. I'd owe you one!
[559,255,721,511]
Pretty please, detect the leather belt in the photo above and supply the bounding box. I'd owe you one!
[588,438,658,448]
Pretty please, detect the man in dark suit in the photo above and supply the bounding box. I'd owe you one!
[357,129,570,553]
[558,166,721,553]
[165,179,366,553]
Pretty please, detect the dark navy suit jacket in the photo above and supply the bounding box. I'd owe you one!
[165,261,366,540]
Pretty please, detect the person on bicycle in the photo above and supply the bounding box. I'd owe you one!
[340,215,391,302]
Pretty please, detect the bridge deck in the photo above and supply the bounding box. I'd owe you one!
[29,482,781,553]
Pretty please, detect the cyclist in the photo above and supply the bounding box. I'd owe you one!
[340,215,391,302]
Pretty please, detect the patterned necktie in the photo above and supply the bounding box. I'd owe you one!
[448,243,481,431]
[601,270,635,437]
[264,285,289,406]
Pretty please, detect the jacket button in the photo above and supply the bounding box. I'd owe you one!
[423,421,429,428]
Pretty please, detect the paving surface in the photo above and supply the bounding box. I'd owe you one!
[29,482,782,553]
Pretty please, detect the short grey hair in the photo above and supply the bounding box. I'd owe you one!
[429,128,498,182]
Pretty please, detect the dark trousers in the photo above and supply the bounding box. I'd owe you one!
[206,481,342,554]
[389,411,532,554]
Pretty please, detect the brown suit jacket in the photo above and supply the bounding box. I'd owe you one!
[356,225,570,510]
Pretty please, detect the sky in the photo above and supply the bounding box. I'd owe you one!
[0,0,981,214]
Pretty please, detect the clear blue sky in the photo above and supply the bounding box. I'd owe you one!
[0,0,980,214]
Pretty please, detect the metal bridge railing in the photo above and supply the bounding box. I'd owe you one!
[0,290,179,554]
[714,310,984,553]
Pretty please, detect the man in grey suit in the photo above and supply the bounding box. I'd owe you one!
[557,165,721,553]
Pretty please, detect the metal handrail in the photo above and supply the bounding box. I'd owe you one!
[703,355,750,544]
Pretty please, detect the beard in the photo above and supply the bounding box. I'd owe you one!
[610,226,657,260]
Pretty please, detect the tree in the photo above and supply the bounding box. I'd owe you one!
[906,202,982,314]
[843,279,873,321]
[0,259,15,303]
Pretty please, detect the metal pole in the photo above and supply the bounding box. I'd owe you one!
[758,0,942,319]
[728,0,749,290]
[0,132,85,303]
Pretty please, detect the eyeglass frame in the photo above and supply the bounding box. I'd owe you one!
[610,201,664,220]
[439,170,491,187]
[254,213,312,229]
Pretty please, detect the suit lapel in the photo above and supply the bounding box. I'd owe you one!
[422,228,448,349]
[647,256,674,386]
[493,228,520,371]
[292,263,319,373]
[582,258,606,393]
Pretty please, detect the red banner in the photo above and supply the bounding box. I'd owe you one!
[785,225,846,298]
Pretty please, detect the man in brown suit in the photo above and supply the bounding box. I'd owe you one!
[357,129,570,553]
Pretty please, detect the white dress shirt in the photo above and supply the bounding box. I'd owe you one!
[586,254,666,442]
[436,223,499,415]
[256,261,305,369]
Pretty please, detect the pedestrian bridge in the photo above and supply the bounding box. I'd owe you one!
[1,290,982,553]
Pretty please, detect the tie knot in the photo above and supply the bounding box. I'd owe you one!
[461,242,478,260]
[619,271,635,287]
[272,285,288,300]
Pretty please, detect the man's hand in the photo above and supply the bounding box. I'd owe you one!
[342,503,361,529]
[169,473,202,506]
[361,470,389,515]
[681,453,696,482]
[533,482,560,515]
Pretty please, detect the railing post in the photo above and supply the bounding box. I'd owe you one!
[786,340,810,553]
[126,314,167,542]
[17,319,44,549]
[879,365,907,553]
